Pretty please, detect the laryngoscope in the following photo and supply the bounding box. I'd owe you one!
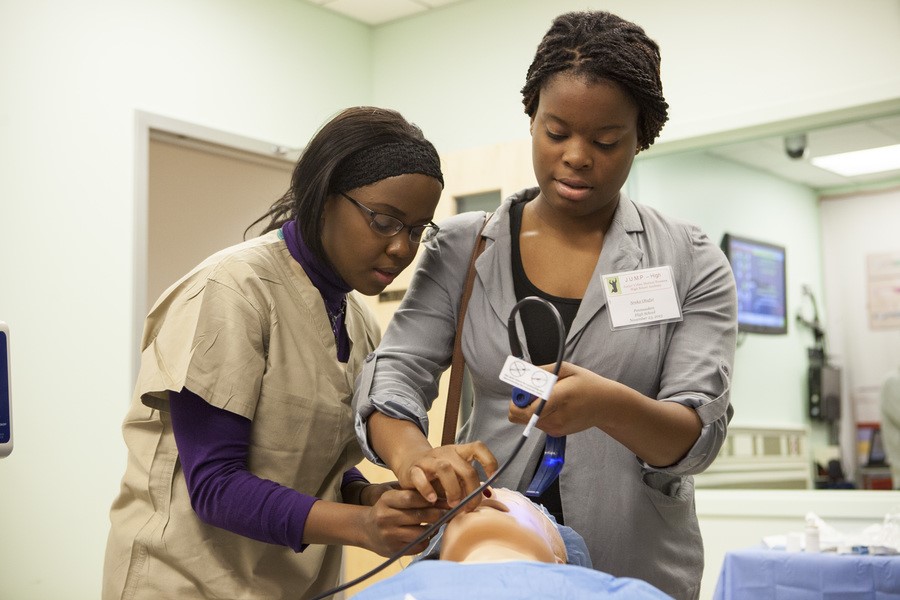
[310,296,565,600]
[507,297,567,497]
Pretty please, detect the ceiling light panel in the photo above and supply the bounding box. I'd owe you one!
[811,144,900,176]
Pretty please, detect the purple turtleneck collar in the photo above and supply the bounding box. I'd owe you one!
[281,220,351,362]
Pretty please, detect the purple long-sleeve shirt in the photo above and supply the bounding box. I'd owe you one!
[169,220,366,551]
[171,390,366,551]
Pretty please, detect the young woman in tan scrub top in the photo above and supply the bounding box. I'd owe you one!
[103,106,449,600]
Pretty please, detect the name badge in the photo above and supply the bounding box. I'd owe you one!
[602,266,683,329]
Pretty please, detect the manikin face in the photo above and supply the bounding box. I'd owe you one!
[529,71,640,224]
[320,173,442,296]
[439,487,567,564]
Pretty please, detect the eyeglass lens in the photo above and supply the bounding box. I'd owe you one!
[343,192,437,243]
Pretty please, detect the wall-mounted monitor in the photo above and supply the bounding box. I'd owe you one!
[721,233,787,335]
[0,321,11,457]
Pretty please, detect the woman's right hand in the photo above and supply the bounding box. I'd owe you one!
[396,442,498,509]
[360,488,448,557]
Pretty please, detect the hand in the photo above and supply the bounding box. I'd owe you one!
[359,481,399,506]
[360,488,448,557]
[507,361,608,437]
[397,442,498,509]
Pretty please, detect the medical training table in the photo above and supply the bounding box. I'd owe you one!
[712,546,900,599]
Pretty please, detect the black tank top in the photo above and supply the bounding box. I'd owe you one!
[509,199,582,525]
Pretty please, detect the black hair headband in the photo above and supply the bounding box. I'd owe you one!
[332,141,444,193]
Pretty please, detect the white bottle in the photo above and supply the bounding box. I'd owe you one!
[804,518,820,553]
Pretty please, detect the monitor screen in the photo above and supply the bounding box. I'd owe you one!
[721,233,787,334]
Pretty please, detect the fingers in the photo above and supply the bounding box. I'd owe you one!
[408,466,440,504]
[414,506,448,524]
[398,538,430,556]
[434,443,495,508]
[463,441,499,478]
[367,489,448,556]
[382,490,447,525]
[381,488,445,512]
[402,445,498,509]
[542,360,575,377]
[508,362,578,426]
[508,399,535,425]
[425,454,466,507]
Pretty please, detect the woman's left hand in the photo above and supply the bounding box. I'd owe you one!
[507,361,610,436]
[360,488,448,556]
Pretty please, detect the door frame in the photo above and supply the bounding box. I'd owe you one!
[131,111,300,382]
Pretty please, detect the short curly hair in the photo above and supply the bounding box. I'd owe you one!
[521,11,669,151]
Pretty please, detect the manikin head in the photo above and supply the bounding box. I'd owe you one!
[437,487,570,565]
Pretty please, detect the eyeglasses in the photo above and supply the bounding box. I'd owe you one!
[340,192,440,244]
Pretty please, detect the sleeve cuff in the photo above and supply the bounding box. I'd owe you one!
[641,362,733,475]
[355,394,431,467]
[353,351,431,467]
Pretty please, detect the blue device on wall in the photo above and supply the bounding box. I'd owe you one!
[0,321,11,458]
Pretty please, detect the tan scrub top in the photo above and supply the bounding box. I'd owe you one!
[103,230,380,600]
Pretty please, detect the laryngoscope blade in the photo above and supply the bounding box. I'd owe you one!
[512,386,566,497]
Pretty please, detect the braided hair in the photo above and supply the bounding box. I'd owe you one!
[521,11,669,151]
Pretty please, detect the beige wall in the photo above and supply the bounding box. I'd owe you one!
[148,135,293,309]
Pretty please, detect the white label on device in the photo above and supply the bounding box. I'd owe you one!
[498,355,557,400]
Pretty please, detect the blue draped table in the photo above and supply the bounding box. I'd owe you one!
[712,546,900,599]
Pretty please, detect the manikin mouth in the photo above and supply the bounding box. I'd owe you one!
[476,487,509,513]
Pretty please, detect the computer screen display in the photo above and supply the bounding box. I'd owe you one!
[721,233,788,334]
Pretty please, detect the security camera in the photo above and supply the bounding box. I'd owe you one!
[784,133,808,160]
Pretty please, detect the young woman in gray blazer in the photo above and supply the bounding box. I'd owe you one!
[354,11,737,600]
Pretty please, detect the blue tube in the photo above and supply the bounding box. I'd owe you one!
[510,386,566,497]
[512,386,536,408]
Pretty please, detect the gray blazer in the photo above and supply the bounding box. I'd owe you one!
[354,188,737,599]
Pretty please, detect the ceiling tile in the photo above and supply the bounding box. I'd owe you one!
[417,0,465,7]
[300,0,469,26]
[322,0,426,26]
